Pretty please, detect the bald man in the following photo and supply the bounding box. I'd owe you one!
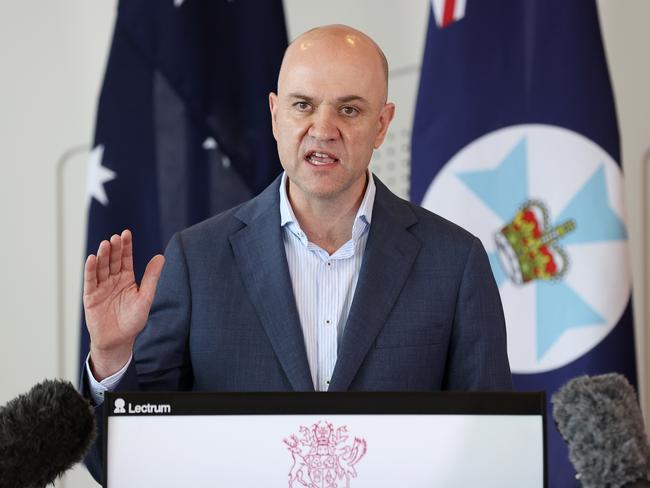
[82,25,511,482]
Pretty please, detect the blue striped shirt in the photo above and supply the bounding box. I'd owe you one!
[279,172,375,391]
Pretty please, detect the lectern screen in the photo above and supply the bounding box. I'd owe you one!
[105,391,545,488]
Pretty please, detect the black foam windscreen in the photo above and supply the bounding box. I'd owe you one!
[0,379,96,487]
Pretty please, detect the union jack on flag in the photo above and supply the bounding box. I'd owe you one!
[431,0,467,28]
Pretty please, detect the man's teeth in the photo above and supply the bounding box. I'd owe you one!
[307,152,337,165]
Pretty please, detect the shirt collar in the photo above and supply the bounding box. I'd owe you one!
[279,171,376,229]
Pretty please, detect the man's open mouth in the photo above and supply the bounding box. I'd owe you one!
[304,150,339,166]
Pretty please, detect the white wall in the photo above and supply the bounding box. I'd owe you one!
[598,0,650,415]
[0,2,647,487]
[0,2,117,486]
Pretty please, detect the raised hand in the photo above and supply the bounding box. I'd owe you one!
[83,229,164,380]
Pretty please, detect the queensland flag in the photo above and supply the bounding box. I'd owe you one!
[411,0,636,485]
[80,0,287,370]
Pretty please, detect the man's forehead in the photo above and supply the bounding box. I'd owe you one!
[284,36,374,66]
[279,25,389,88]
[291,25,375,52]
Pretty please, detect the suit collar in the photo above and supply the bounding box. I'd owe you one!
[230,175,314,391]
[329,178,421,391]
[233,174,282,225]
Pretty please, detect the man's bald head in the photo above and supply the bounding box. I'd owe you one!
[268,24,395,205]
[278,24,389,101]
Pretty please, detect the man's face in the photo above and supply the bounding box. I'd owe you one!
[269,31,394,205]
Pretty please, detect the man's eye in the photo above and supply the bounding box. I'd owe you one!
[294,102,311,111]
[340,106,359,116]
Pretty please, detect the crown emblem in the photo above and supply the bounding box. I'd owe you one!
[284,421,367,488]
[495,200,576,285]
[313,422,333,446]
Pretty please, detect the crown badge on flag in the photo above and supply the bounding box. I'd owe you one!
[495,200,576,285]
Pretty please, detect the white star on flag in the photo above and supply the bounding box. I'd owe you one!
[86,144,116,207]
[202,137,217,150]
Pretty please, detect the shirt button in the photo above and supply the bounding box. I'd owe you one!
[325,319,331,325]
[326,262,331,267]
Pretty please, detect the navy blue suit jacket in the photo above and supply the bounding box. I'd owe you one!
[84,175,511,482]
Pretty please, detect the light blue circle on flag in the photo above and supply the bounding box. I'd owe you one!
[422,125,631,373]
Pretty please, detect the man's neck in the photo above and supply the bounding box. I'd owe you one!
[287,177,367,255]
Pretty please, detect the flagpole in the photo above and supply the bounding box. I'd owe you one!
[55,145,89,384]
[642,147,650,425]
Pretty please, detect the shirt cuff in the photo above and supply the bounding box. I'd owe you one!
[85,353,132,406]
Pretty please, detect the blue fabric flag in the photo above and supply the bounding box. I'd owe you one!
[80,0,287,372]
[411,1,636,485]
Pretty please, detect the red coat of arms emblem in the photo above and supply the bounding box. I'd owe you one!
[284,421,367,488]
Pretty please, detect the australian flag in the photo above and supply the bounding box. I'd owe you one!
[411,0,636,485]
[80,0,287,370]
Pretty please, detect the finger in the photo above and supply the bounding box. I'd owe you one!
[109,234,122,275]
[96,240,111,283]
[83,254,98,295]
[139,255,165,304]
[121,229,134,273]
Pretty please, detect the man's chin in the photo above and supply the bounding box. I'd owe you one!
[289,179,345,202]
[286,169,367,205]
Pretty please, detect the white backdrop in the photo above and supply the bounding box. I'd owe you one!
[0,2,648,487]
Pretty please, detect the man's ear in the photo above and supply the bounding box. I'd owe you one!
[269,92,279,141]
[373,102,396,149]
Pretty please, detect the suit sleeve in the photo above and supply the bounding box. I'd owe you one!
[443,237,513,390]
[131,232,194,391]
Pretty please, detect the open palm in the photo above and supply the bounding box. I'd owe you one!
[83,230,164,377]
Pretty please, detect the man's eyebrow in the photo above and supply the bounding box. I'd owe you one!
[287,93,315,103]
[336,95,369,105]
[286,93,369,105]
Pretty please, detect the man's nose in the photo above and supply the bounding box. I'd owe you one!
[308,107,339,141]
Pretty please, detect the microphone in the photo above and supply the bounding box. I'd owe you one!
[552,373,650,488]
[0,379,96,488]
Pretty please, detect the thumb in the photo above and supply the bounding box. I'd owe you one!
[139,254,165,303]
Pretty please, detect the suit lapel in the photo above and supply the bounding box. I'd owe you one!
[229,180,314,391]
[328,180,421,391]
